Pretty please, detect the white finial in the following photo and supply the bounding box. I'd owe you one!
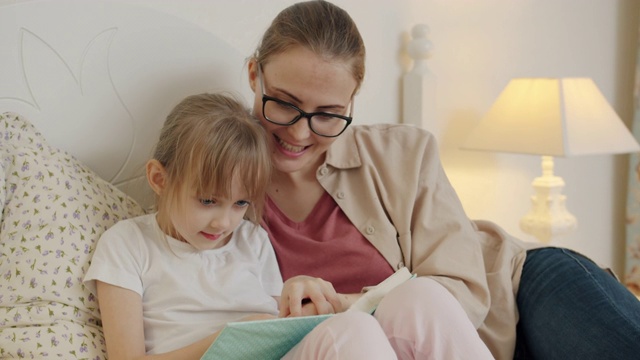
[402,23,437,134]
[407,24,433,66]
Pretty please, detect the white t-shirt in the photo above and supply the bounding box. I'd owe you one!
[84,213,283,354]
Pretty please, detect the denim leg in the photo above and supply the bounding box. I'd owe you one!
[514,247,640,360]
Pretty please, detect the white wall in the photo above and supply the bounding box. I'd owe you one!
[404,0,640,276]
[10,0,636,273]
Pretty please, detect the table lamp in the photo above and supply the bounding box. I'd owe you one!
[462,77,640,243]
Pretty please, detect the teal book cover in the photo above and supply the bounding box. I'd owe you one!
[200,267,413,359]
[201,314,334,360]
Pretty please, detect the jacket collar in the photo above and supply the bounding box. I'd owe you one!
[325,126,362,169]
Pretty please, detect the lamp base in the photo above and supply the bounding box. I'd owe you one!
[519,156,577,243]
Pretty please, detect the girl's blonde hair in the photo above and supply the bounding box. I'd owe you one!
[152,93,271,234]
[253,0,366,95]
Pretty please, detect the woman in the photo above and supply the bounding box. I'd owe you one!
[247,1,640,359]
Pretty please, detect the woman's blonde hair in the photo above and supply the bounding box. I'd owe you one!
[152,93,271,233]
[253,0,366,94]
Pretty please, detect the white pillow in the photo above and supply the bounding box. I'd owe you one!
[0,112,145,359]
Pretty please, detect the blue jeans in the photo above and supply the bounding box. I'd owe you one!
[514,247,640,359]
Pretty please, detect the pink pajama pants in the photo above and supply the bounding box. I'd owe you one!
[284,277,494,359]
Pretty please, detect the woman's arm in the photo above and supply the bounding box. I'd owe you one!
[278,275,358,317]
[326,125,492,326]
[96,281,221,360]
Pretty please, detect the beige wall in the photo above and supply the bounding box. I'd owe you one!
[10,0,637,273]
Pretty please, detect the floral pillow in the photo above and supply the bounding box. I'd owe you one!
[0,112,145,359]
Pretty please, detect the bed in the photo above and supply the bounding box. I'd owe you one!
[0,1,254,357]
[0,1,429,358]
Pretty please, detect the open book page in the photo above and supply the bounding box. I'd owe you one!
[201,267,414,360]
[347,266,415,314]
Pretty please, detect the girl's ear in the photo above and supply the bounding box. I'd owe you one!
[248,59,259,93]
[146,159,167,195]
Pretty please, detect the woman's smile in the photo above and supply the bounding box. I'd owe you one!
[275,134,309,156]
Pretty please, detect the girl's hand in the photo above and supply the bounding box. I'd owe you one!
[279,275,343,317]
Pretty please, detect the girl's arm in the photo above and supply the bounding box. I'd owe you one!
[96,281,221,360]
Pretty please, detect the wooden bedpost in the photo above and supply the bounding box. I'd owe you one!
[402,24,436,136]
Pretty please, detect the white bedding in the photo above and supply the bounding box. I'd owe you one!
[0,0,248,208]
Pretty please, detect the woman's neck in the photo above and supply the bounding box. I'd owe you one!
[270,154,325,190]
[267,159,327,222]
[269,168,317,198]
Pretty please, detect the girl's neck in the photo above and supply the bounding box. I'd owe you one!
[155,212,185,243]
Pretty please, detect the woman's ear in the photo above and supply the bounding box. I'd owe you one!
[146,159,167,196]
[248,59,258,93]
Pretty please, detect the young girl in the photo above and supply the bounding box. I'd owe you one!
[84,93,397,359]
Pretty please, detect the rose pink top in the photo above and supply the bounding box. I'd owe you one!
[262,192,394,294]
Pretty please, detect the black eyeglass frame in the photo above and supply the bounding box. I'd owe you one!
[258,67,353,138]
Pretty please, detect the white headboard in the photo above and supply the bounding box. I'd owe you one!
[0,0,249,208]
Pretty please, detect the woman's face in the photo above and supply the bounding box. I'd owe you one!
[249,46,358,176]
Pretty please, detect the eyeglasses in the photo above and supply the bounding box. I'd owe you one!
[258,67,353,138]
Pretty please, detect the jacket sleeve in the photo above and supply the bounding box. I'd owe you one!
[378,127,491,327]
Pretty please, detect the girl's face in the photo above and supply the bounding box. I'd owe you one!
[249,46,358,176]
[166,176,251,251]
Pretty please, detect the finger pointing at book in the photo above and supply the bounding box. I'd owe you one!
[279,275,343,317]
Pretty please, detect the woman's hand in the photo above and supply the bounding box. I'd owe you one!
[279,275,343,317]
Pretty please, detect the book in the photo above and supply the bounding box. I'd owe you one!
[200,267,414,360]
[348,266,415,314]
[201,314,333,360]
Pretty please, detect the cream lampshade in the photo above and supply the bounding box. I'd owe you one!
[462,77,640,243]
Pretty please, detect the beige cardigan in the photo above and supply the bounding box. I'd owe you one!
[317,123,531,360]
